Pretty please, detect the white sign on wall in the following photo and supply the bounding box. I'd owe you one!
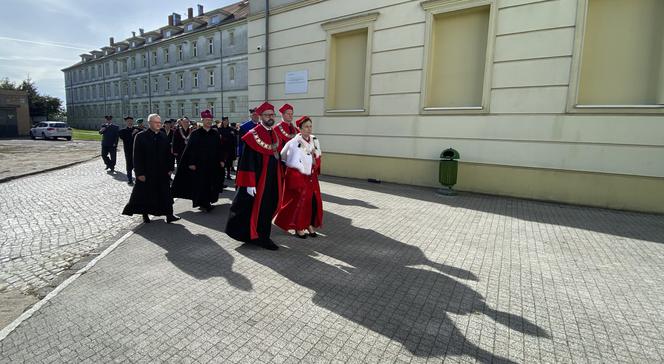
[284,70,308,94]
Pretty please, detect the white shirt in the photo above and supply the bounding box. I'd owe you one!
[280,134,321,175]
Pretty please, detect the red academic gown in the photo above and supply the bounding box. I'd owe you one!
[274,121,299,152]
[225,124,283,242]
[274,137,323,231]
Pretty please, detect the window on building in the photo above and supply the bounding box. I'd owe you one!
[164,48,169,63]
[576,0,664,107]
[193,71,199,88]
[113,61,118,73]
[178,45,183,61]
[106,83,111,97]
[192,41,198,57]
[229,65,235,82]
[208,38,214,54]
[105,63,110,75]
[423,5,490,109]
[167,103,172,117]
[152,51,157,65]
[229,97,236,112]
[208,102,214,116]
[131,57,136,70]
[326,28,370,111]
[193,102,199,116]
[165,75,171,91]
[187,24,194,31]
[153,77,158,92]
[143,79,148,94]
[179,103,185,117]
[142,54,147,67]
[229,30,235,46]
[132,81,137,95]
[133,104,138,116]
[114,82,119,96]
[122,59,127,72]
[208,70,214,86]
[97,65,102,77]
[153,103,159,114]
[178,74,184,89]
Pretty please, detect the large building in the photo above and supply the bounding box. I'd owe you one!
[248,0,664,213]
[62,1,249,129]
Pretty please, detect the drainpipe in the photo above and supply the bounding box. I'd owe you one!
[147,47,152,113]
[265,0,269,101]
[220,30,225,118]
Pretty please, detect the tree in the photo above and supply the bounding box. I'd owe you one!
[0,77,18,90]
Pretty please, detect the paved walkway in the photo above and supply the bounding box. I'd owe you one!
[1,177,663,363]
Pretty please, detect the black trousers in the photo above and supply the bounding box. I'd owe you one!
[101,146,117,169]
[123,148,133,181]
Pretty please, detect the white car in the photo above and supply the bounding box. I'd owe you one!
[30,121,72,141]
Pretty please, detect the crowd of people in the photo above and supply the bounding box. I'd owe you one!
[98,102,323,251]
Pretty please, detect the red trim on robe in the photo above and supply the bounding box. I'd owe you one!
[249,154,270,240]
[235,171,255,187]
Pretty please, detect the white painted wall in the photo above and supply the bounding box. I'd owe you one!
[248,0,664,178]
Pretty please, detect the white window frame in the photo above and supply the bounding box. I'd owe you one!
[208,38,214,54]
[178,45,183,61]
[165,75,171,91]
[164,48,170,63]
[208,70,215,86]
[419,0,497,115]
[567,0,664,114]
[192,41,198,57]
[193,71,199,88]
[322,12,379,116]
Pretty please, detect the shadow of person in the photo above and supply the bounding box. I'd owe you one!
[237,211,547,362]
[177,203,231,233]
[110,170,128,182]
[319,175,664,244]
[322,193,379,209]
[135,222,252,291]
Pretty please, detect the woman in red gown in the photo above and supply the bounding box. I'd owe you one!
[274,116,323,238]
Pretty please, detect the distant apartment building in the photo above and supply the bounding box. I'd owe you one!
[62,1,249,129]
[248,0,664,213]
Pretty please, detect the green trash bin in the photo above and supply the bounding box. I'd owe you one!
[438,148,459,195]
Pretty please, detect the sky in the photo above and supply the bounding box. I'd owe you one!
[0,0,238,104]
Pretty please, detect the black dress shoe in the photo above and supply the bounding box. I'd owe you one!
[308,232,318,238]
[166,215,181,223]
[295,232,308,239]
[260,239,279,250]
[142,214,151,223]
[127,181,134,186]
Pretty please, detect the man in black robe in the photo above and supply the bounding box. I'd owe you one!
[172,117,192,165]
[118,116,139,185]
[122,114,180,224]
[225,102,282,250]
[219,116,237,180]
[99,115,119,172]
[171,110,225,212]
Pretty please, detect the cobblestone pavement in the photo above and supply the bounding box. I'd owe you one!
[1,177,664,363]
[0,139,101,181]
[0,155,138,316]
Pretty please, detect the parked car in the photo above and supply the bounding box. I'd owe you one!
[30,121,73,140]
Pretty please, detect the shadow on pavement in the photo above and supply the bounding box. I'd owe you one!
[321,193,379,209]
[135,222,252,291]
[320,176,664,244]
[237,210,548,362]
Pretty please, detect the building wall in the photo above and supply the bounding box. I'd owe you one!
[64,21,249,130]
[248,0,664,213]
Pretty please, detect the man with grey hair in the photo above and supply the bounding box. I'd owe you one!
[123,114,180,224]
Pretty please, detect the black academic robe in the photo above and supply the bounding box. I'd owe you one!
[219,126,237,164]
[122,129,175,216]
[225,124,282,242]
[172,127,192,163]
[171,127,225,207]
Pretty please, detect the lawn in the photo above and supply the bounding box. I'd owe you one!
[72,128,102,141]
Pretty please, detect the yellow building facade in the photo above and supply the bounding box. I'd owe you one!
[247,0,664,213]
